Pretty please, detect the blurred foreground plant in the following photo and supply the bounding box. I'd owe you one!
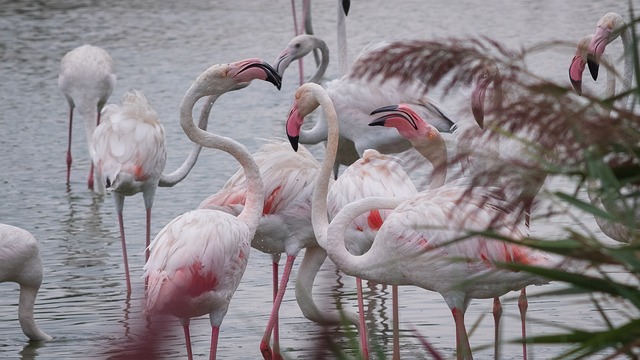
[349,7,640,360]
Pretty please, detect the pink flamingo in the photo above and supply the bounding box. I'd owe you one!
[198,139,360,360]
[143,58,282,360]
[91,89,209,295]
[286,82,553,360]
[0,224,52,341]
[58,44,116,192]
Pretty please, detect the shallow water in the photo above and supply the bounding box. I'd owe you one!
[0,0,637,359]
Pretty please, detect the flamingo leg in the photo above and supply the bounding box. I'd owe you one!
[114,195,132,295]
[519,288,528,360]
[210,326,220,360]
[451,307,473,360]
[66,107,73,185]
[260,255,295,360]
[88,110,101,191]
[355,277,370,360]
[493,297,502,360]
[290,0,304,85]
[181,318,193,360]
[272,260,280,358]
[392,284,400,360]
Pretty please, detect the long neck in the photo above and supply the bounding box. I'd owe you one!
[412,140,447,189]
[619,28,635,111]
[325,196,404,281]
[299,111,328,145]
[18,285,51,341]
[159,95,213,187]
[294,246,360,327]
[307,38,330,84]
[311,89,340,247]
[336,0,348,76]
[180,86,264,232]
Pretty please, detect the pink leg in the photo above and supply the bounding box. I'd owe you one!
[210,326,220,360]
[272,260,280,357]
[392,285,400,360]
[66,108,73,185]
[451,307,473,360]
[290,0,304,85]
[117,211,132,296]
[260,255,295,360]
[519,288,528,360]
[355,277,370,360]
[493,297,502,360]
[182,319,193,360]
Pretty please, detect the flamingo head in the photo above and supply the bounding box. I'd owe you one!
[471,64,500,129]
[194,58,282,96]
[285,83,323,152]
[569,34,593,96]
[587,13,624,81]
[369,104,447,170]
[274,35,316,77]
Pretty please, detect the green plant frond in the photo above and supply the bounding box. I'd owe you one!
[499,263,640,308]
[554,191,618,221]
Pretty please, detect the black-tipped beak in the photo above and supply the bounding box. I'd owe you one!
[587,55,599,81]
[369,117,388,127]
[288,134,299,152]
[370,104,400,116]
[570,78,583,96]
[342,0,350,16]
[242,61,283,90]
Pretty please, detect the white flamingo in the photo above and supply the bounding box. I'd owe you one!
[286,82,553,360]
[570,34,640,244]
[91,89,208,295]
[585,12,635,110]
[58,44,116,193]
[0,224,52,342]
[143,58,282,360]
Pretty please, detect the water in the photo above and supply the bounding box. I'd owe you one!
[0,0,637,359]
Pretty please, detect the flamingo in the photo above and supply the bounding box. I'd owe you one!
[91,89,208,295]
[285,82,553,360]
[0,224,52,342]
[198,139,361,360]
[570,34,640,244]
[273,34,456,179]
[585,12,635,110]
[58,44,116,193]
[143,58,282,360]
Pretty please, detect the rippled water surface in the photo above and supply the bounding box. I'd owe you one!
[0,0,637,359]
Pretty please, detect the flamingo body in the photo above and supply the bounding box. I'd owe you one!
[0,224,52,341]
[58,44,116,192]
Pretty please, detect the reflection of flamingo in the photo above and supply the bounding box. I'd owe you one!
[58,44,116,193]
[585,12,634,110]
[286,82,552,360]
[143,58,281,360]
[91,89,208,295]
[0,224,52,341]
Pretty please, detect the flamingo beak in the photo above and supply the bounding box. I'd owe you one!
[569,55,585,96]
[369,105,400,126]
[239,60,282,90]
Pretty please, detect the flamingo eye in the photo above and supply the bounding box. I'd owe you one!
[428,132,436,140]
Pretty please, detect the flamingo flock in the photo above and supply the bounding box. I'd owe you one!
[3,4,638,360]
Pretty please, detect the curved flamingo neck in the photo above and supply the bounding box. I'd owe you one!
[18,285,51,341]
[159,95,212,187]
[180,75,264,232]
[307,37,330,84]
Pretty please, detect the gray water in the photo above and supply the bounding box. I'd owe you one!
[0,0,637,359]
